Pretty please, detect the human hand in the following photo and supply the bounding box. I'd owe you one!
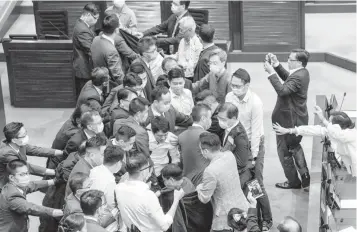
[173,188,185,201]
[272,123,290,135]
[264,61,275,74]
[134,31,144,39]
[52,209,64,217]
[247,191,257,208]
[54,150,63,156]
[155,191,161,197]
[168,133,178,146]
[45,169,55,176]
[267,53,279,66]
[314,105,325,121]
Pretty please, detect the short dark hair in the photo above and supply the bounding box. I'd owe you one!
[128,97,150,116]
[330,111,355,129]
[151,85,170,102]
[277,216,302,232]
[232,68,250,84]
[117,87,137,104]
[195,90,217,103]
[91,67,109,87]
[123,72,143,88]
[6,159,27,176]
[161,163,183,180]
[115,125,136,141]
[69,172,89,195]
[102,14,119,34]
[199,24,215,43]
[138,36,157,54]
[80,110,101,128]
[85,132,108,149]
[156,74,170,88]
[217,102,238,119]
[125,152,149,175]
[209,48,227,63]
[129,62,145,74]
[103,145,124,165]
[179,1,190,9]
[191,104,211,122]
[199,132,221,152]
[151,116,170,134]
[71,102,96,127]
[291,49,310,68]
[59,213,85,232]
[83,3,99,15]
[161,57,178,72]
[3,122,24,143]
[80,190,104,216]
[167,68,184,82]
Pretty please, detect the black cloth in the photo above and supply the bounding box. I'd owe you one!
[119,29,140,54]
[193,45,219,83]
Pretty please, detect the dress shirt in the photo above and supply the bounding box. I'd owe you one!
[148,131,180,176]
[177,35,203,77]
[225,89,264,158]
[93,85,103,102]
[115,180,173,232]
[192,123,204,129]
[106,4,137,32]
[144,55,164,82]
[170,88,194,115]
[296,123,356,177]
[89,164,116,209]
[151,106,164,117]
[172,10,188,37]
[101,34,115,46]
[223,120,240,145]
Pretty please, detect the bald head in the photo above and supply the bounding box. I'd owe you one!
[277,216,302,232]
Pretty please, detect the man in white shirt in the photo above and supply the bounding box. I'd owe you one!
[89,145,124,209]
[148,116,180,177]
[225,68,273,231]
[176,17,203,79]
[168,68,194,115]
[115,152,185,232]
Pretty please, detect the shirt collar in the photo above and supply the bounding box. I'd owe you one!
[151,105,163,117]
[203,43,214,50]
[84,130,93,140]
[226,120,240,133]
[84,215,99,223]
[192,123,204,129]
[177,10,188,21]
[93,85,103,96]
[81,18,90,28]
[240,89,251,103]
[101,34,115,46]
[289,67,303,76]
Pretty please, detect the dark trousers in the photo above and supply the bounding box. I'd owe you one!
[276,135,309,187]
[75,77,88,99]
[253,136,273,222]
[239,168,252,196]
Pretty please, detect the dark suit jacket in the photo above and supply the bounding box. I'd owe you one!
[269,64,310,147]
[65,157,92,197]
[86,218,107,232]
[221,122,251,173]
[132,58,156,102]
[0,181,53,232]
[143,11,191,53]
[193,45,219,83]
[91,35,124,83]
[147,106,193,135]
[0,142,55,188]
[72,19,95,79]
[63,129,87,158]
[77,81,104,108]
[207,107,224,139]
[178,126,209,186]
[110,106,130,134]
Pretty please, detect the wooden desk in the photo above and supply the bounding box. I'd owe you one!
[2,39,75,108]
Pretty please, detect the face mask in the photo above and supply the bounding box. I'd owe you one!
[219,120,229,130]
[90,122,104,134]
[13,174,30,188]
[171,85,184,95]
[145,51,158,62]
[13,135,30,146]
[210,64,222,74]
[232,88,246,97]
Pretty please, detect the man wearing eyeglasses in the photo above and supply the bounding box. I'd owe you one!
[264,49,311,191]
[115,152,185,232]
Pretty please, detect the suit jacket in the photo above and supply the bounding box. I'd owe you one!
[0,181,53,232]
[113,116,150,156]
[110,106,130,134]
[193,45,219,83]
[101,85,123,115]
[65,157,93,197]
[178,126,209,186]
[91,35,124,83]
[86,218,107,232]
[207,107,225,139]
[0,142,55,188]
[147,106,193,135]
[72,19,95,79]
[269,64,310,147]
[220,122,251,173]
[132,58,156,102]
[143,11,191,53]
[77,80,104,108]
[63,129,87,158]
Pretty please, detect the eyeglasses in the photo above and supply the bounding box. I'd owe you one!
[287,57,298,62]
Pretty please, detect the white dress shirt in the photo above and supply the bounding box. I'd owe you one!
[177,35,203,77]
[89,164,116,209]
[148,131,180,176]
[225,89,264,158]
[223,120,240,145]
[144,55,164,82]
[170,88,194,116]
[296,123,356,177]
[115,180,173,232]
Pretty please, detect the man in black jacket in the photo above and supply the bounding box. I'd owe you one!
[72,4,100,98]
[264,49,310,191]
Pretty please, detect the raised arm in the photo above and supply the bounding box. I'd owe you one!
[268,73,301,97]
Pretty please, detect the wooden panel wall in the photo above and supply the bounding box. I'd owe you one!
[242,1,304,52]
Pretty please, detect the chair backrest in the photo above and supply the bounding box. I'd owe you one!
[188,8,209,27]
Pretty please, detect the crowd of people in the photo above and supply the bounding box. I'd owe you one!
[0,0,356,232]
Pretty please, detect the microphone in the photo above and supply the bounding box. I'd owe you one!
[47,20,70,39]
[339,92,346,111]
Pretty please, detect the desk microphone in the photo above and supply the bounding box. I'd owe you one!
[339,92,346,111]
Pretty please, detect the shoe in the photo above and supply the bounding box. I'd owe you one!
[301,172,310,189]
[275,181,301,189]
[262,220,273,231]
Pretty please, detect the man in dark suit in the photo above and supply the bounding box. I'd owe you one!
[77,67,110,108]
[142,0,191,54]
[0,160,63,232]
[264,49,310,190]
[0,122,62,189]
[73,4,100,98]
[148,86,192,136]
[131,58,156,103]
[80,190,107,232]
[91,14,124,86]
[217,103,252,195]
[193,24,219,83]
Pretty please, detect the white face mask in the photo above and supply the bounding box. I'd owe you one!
[90,122,104,134]
[13,135,30,146]
[13,174,30,188]
[209,64,222,74]
[218,120,229,130]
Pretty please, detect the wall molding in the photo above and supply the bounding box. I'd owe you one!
[305,3,356,14]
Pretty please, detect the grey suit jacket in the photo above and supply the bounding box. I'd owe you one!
[76,80,103,108]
